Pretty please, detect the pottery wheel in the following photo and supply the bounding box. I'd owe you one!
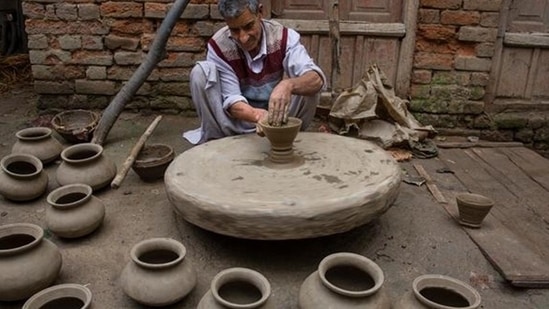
[165,132,401,240]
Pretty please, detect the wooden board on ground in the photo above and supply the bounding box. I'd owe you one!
[420,147,549,287]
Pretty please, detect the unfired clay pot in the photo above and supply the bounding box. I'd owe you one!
[23,283,92,309]
[56,143,116,191]
[0,223,62,301]
[46,183,105,238]
[395,274,481,309]
[299,252,391,309]
[12,127,63,164]
[0,153,48,202]
[456,193,494,228]
[120,238,196,306]
[197,267,274,309]
[258,117,302,163]
[132,143,175,182]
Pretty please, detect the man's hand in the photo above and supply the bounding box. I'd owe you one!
[255,108,268,137]
[268,80,293,126]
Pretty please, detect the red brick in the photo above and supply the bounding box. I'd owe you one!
[100,2,143,18]
[416,39,458,54]
[441,10,480,25]
[414,52,454,70]
[412,70,433,84]
[110,19,153,35]
[418,24,457,41]
[418,9,440,24]
[420,0,462,10]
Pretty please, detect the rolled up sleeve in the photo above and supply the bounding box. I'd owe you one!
[206,44,248,110]
[283,29,327,91]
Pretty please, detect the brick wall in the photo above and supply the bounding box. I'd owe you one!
[410,0,549,156]
[20,0,549,156]
[22,0,222,115]
[410,0,499,134]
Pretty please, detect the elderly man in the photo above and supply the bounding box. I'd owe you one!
[183,0,326,144]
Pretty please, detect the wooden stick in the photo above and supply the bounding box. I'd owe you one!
[111,115,163,189]
[413,163,448,204]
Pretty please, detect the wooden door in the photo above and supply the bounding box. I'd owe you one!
[488,0,549,108]
[263,0,417,98]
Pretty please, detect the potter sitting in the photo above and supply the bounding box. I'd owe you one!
[183,0,326,145]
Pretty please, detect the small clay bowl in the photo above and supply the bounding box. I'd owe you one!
[132,143,175,182]
[51,109,100,144]
[258,117,302,149]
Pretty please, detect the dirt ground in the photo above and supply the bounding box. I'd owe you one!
[1,85,548,308]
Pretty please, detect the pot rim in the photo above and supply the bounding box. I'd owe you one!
[456,193,494,207]
[133,143,175,168]
[47,183,93,209]
[211,267,271,309]
[22,283,92,309]
[258,117,302,130]
[130,237,186,269]
[61,143,103,164]
[412,274,481,309]
[15,127,52,141]
[0,153,43,178]
[0,223,44,257]
[318,252,384,298]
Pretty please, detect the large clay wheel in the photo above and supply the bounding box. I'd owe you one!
[165,132,401,240]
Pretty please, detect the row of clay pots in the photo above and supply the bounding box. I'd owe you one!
[0,138,117,202]
[0,223,482,308]
[120,242,482,308]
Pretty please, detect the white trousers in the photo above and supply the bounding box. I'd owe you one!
[183,61,319,144]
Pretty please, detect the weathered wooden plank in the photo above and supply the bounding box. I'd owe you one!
[443,148,549,259]
[413,163,447,204]
[395,0,418,98]
[469,148,549,261]
[433,148,549,286]
[504,32,549,48]
[274,19,406,36]
[500,147,549,191]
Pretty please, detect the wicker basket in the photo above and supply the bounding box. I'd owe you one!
[51,110,100,144]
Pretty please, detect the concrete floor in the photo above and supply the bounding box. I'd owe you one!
[1,86,548,308]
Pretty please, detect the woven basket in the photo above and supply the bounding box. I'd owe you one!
[51,110,100,144]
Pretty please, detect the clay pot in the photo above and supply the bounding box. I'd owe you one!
[23,283,92,309]
[56,143,116,191]
[395,274,481,309]
[46,184,105,238]
[11,127,63,164]
[51,109,99,144]
[132,143,175,182]
[299,252,390,309]
[120,238,196,306]
[0,154,48,202]
[456,193,494,228]
[258,117,302,163]
[0,223,63,301]
[197,267,274,309]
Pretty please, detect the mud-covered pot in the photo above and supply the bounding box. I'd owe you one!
[299,252,391,309]
[395,274,481,309]
[120,238,196,306]
[56,143,116,191]
[0,223,62,301]
[46,184,105,238]
[0,154,48,202]
[12,127,63,164]
[197,267,274,309]
[23,283,92,309]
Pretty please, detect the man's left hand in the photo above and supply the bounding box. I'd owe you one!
[268,80,293,126]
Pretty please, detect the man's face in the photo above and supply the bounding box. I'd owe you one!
[225,8,263,54]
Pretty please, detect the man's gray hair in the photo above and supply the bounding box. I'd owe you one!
[218,0,260,18]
